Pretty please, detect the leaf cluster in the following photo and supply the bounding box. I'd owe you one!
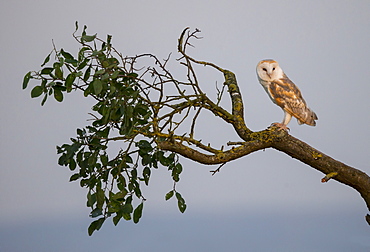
[24,23,188,235]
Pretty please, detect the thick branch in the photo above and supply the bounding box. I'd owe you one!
[222,70,253,140]
[272,133,370,212]
[159,124,370,213]
[158,138,272,165]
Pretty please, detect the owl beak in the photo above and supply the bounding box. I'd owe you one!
[266,73,271,79]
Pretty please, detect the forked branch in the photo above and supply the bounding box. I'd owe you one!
[159,28,370,222]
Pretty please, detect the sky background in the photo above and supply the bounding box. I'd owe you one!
[1,0,370,251]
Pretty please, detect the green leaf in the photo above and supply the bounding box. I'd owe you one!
[23,72,32,89]
[100,154,108,166]
[111,189,127,201]
[68,158,76,170]
[69,173,80,182]
[122,202,133,214]
[165,190,174,201]
[88,217,105,236]
[171,162,182,182]
[53,87,63,102]
[134,188,142,200]
[60,49,74,60]
[87,191,96,207]
[40,67,54,75]
[94,69,105,76]
[110,70,120,80]
[81,34,97,43]
[128,72,138,79]
[107,34,112,46]
[176,192,187,213]
[137,140,152,149]
[171,171,179,182]
[141,154,152,166]
[96,187,105,209]
[117,175,127,191]
[97,126,110,138]
[55,66,63,79]
[41,53,51,67]
[133,203,143,224]
[175,163,183,173]
[31,85,43,98]
[159,152,175,166]
[90,207,103,218]
[83,65,91,81]
[48,86,53,95]
[69,142,82,154]
[93,79,103,95]
[40,78,47,88]
[137,140,152,152]
[77,128,84,136]
[122,212,131,221]
[82,25,87,36]
[113,213,122,226]
[171,163,182,182]
[58,154,67,166]
[41,94,48,106]
[87,153,97,165]
[65,73,76,92]
[78,47,90,62]
[143,167,151,186]
[61,49,78,65]
[125,155,133,164]
[131,168,137,180]
[74,21,79,33]
[78,58,89,70]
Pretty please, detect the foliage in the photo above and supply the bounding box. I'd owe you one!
[24,23,189,235]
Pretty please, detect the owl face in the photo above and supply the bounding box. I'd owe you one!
[256,59,284,82]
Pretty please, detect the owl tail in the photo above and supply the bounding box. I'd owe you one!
[298,108,318,126]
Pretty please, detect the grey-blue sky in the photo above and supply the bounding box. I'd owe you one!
[0,0,369,251]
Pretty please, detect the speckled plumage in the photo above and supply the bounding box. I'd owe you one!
[256,59,318,128]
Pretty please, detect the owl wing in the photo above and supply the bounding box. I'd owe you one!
[268,76,318,126]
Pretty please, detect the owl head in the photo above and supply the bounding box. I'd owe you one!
[256,59,284,82]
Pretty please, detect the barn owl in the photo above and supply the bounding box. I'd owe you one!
[256,59,318,130]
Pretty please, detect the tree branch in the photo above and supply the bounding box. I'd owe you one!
[172,27,370,222]
[178,28,253,140]
[272,133,370,212]
[158,137,272,165]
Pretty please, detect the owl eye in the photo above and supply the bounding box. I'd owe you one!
[272,67,275,71]
[262,68,267,72]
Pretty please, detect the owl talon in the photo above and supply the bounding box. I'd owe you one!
[270,123,290,131]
